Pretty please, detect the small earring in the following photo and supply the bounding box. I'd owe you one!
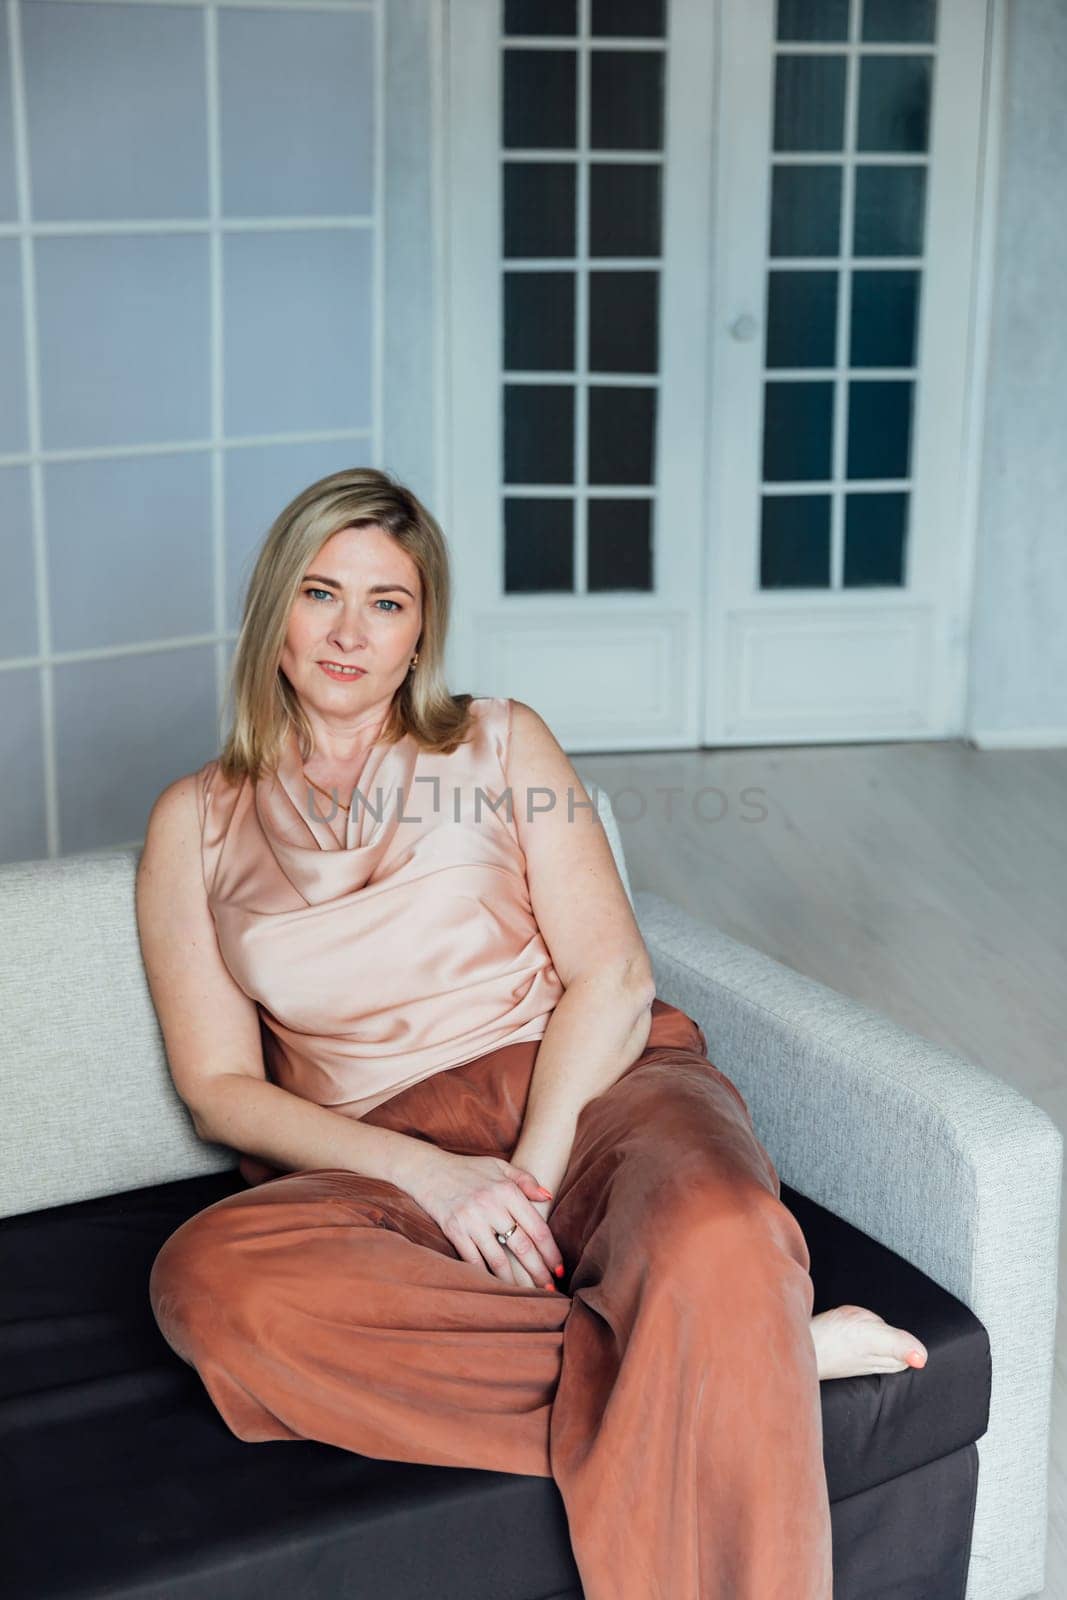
[409,651,419,669]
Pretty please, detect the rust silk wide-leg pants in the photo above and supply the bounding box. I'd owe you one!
[149,999,834,1599]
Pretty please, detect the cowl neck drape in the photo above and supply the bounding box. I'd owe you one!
[255,722,420,906]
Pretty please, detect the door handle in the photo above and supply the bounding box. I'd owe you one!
[729,313,759,341]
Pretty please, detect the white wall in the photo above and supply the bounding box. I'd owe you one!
[968,0,1067,744]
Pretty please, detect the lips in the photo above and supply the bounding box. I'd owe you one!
[318,661,366,678]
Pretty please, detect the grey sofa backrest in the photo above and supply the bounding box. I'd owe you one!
[0,779,631,1221]
[0,849,231,1221]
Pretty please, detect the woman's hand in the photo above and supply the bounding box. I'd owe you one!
[405,1149,564,1290]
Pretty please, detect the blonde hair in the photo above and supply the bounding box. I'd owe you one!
[218,466,475,785]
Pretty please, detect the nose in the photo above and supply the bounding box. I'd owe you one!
[327,611,367,654]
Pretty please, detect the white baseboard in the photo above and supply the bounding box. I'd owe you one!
[968,727,1067,749]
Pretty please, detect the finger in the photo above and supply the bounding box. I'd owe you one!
[457,1228,529,1288]
[503,1246,553,1292]
[496,1219,557,1289]
[506,1254,538,1289]
[449,1233,493,1276]
[486,1222,555,1288]
[518,1174,554,1202]
[478,1230,524,1284]
[509,1192,565,1281]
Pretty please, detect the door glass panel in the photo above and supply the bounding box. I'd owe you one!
[848,268,919,366]
[504,497,575,592]
[504,271,575,370]
[587,498,653,591]
[589,270,658,372]
[770,164,842,256]
[588,386,656,485]
[503,162,576,256]
[590,51,664,149]
[504,384,574,483]
[591,0,666,38]
[759,0,935,590]
[856,56,932,152]
[853,165,926,255]
[761,494,832,588]
[773,56,847,151]
[504,0,577,38]
[861,0,936,44]
[501,3,663,594]
[763,381,834,482]
[766,270,838,367]
[776,0,849,42]
[503,50,576,148]
[589,163,661,256]
[846,379,912,479]
[843,490,908,585]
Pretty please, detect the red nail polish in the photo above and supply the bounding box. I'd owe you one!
[554,1264,564,1277]
[546,1281,556,1292]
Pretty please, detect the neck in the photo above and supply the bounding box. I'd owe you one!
[300,709,391,774]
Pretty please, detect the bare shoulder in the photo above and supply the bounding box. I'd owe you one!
[141,766,207,864]
[150,767,202,822]
[507,698,567,757]
[507,698,586,787]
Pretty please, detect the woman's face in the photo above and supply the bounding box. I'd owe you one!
[280,524,423,734]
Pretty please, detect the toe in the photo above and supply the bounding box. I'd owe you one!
[901,1332,928,1367]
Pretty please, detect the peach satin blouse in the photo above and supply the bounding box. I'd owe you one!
[196,695,565,1120]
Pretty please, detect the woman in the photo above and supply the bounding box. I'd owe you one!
[138,467,927,1599]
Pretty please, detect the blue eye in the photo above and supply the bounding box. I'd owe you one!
[303,589,402,613]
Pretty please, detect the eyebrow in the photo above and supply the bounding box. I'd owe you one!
[303,573,417,600]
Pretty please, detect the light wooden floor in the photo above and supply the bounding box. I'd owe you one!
[573,737,1067,1599]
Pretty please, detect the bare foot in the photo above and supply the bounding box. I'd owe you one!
[810,1304,928,1380]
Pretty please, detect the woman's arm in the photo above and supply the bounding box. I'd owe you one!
[504,700,658,1193]
[510,970,654,1195]
[191,1071,440,1194]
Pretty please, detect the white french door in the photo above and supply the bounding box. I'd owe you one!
[444,0,712,748]
[442,0,992,750]
[703,0,990,744]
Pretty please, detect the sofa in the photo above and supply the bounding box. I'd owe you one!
[0,782,1060,1600]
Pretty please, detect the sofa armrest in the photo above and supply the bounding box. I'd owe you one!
[634,888,1061,1600]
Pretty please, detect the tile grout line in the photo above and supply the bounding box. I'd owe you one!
[8,0,58,857]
